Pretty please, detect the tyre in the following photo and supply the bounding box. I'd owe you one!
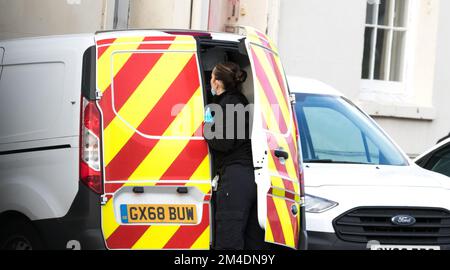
[0,217,44,250]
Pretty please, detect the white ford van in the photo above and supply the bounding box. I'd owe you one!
[0,29,306,250]
[288,76,450,250]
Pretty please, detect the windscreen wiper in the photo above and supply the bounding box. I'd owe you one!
[304,159,372,165]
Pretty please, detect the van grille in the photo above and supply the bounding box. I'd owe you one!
[333,207,450,245]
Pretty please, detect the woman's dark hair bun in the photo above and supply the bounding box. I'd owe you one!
[236,70,247,83]
[214,62,247,92]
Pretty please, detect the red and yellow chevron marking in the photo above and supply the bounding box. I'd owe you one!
[96,35,211,250]
[245,27,278,54]
[247,31,301,249]
[103,199,210,250]
[265,194,300,249]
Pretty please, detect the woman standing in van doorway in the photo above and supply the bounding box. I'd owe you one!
[203,62,268,250]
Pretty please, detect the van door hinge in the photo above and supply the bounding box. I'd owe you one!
[289,93,296,104]
[101,194,108,205]
[96,90,103,100]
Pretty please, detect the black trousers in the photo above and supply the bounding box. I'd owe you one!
[213,163,268,250]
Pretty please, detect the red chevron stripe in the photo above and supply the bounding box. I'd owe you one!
[283,179,295,193]
[256,32,273,51]
[251,49,288,134]
[266,195,286,245]
[97,38,116,59]
[105,182,127,194]
[97,38,117,46]
[106,225,149,249]
[163,204,210,249]
[105,55,200,181]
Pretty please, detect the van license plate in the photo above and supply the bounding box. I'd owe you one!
[370,244,440,250]
[120,204,198,224]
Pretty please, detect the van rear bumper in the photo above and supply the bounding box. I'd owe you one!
[33,183,106,250]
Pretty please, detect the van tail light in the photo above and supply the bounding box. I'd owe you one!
[80,97,103,194]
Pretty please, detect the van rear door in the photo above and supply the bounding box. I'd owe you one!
[95,31,211,250]
[245,27,303,249]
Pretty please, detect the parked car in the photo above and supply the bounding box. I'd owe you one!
[288,75,450,250]
[415,138,450,178]
[0,28,306,250]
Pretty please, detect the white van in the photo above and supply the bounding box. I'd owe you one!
[0,29,306,250]
[288,76,450,250]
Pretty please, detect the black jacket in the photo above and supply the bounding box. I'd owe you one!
[203,90,253,172]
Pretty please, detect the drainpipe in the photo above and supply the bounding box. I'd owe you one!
[113,0,130,29]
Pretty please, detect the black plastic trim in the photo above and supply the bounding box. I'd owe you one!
[82,45,96,100]
[33,183,105,250]
[0,144,71,156]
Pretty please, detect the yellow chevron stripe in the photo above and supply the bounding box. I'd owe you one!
[296,202,301,230]
[102,199,120,240]
[190,226,210,249]
[189,155,211,181]
[272,188,286,198]
[253,46,292,135]
[272,196,295,248]
[97,36,145,93]
[245,27,260,45]
[264,207,275,243]
[293,182,300,198]
[269,158,301,200]
[270,175,286,191]
[129,89,203,180]
[132,225,180,249]
[103,49,195,166]
[257,79,298,181]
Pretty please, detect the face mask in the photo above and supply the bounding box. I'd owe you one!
[211,88,217,96]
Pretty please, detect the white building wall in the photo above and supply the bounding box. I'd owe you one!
[277,0,366,100]
[377,0,450,156]
[277,0,449,157]
[0,0,113,39]
[128,0,192,29]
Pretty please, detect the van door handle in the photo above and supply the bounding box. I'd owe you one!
[274,149,289,160]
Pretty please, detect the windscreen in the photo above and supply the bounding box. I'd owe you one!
[295,93,407,166]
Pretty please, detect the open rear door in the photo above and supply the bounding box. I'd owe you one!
[95,31,211,250]
[245,27,302,249]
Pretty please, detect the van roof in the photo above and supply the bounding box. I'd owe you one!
[287,75,343,97]
[95,29,244,42]
[0,29,245,46]
[0,33,94,44]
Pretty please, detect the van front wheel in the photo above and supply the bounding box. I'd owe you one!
[0,217,43,250]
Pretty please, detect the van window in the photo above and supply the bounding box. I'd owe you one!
[295,93,407,166]
[424,147,450,177]
[0,62,65,143]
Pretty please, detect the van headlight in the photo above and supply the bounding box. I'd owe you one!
[305,194,338,213]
